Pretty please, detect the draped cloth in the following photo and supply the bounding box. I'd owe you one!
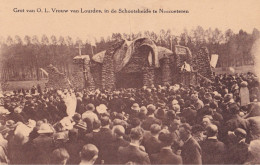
[59,91,77,118]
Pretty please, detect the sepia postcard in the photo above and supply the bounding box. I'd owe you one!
[0,0,260,164]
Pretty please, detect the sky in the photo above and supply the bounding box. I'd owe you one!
[0,0,260,41]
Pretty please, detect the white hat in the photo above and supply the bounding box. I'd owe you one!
[37,123,54,134]
[96,104,108,114]
[131,103,140,111]
[14,106,22,113]
[0,106,10,115]
[60,117,73,130]
[27,119,36,128]
[172,99,179,105]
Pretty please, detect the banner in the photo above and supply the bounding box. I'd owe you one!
[210,54,219,68]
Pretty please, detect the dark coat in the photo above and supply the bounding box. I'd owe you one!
[84,131,98,144]
[181,137,202,165]
[118,144,151,164]
[201,138,227,164]
[226,140,249,164]
[105,137,129,164]
[150,148,182,165]
[65,140,85,164]
[93,128,114,163]
[31,134,55,164]
[109,97,125,113]
[142,136,161,155]
[10,113,25,123]
[224,114,248,132]
[182,108,197,125]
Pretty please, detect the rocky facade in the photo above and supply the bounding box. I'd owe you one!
[45,65,71,89]
[195,47,214,80]
[101,40,125,90]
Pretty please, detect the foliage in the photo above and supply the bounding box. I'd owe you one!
[0,27,259,81]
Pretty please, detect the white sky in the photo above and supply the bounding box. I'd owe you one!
[0,0,260,41]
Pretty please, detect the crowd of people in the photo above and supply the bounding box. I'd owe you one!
[0,72,260,164]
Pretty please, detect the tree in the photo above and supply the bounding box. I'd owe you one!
[14,35,23,45]
[24,35,31,45]
[6,36,14,46]
[41,34,49,45]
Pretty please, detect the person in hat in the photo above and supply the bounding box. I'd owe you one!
[4,120,15,128]
[73,113,87,140]
[96,104,108,115]
[92,116,113,164]
[10,106,25,123]
[31,123,55,164]
[138,106,148,121]
[129,103,140,119]
[226,128,249,164]
[79,144,99,165]
[84,119,101,144]
[191,93,204,111]
[141,104,161,131]
[223,103,248,136]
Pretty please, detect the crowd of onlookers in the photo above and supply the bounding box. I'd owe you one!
[0,72,260,164]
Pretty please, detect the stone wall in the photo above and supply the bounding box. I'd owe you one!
[143,67,155,87]
[70,56,96,90]
[195,47,214,80]
[161,57,172,85]
[45,65,71,89]
[101,40,125,90]
[70,63,85,89]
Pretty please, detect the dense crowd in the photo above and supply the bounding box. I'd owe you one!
[0,72,260,164]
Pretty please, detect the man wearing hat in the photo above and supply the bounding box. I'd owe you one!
[92,116,113,164]
[129,103,140,119]
[72,113,87,139]
[226,128,249,164]
[141,104,161,131]
[31,123,55,164]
